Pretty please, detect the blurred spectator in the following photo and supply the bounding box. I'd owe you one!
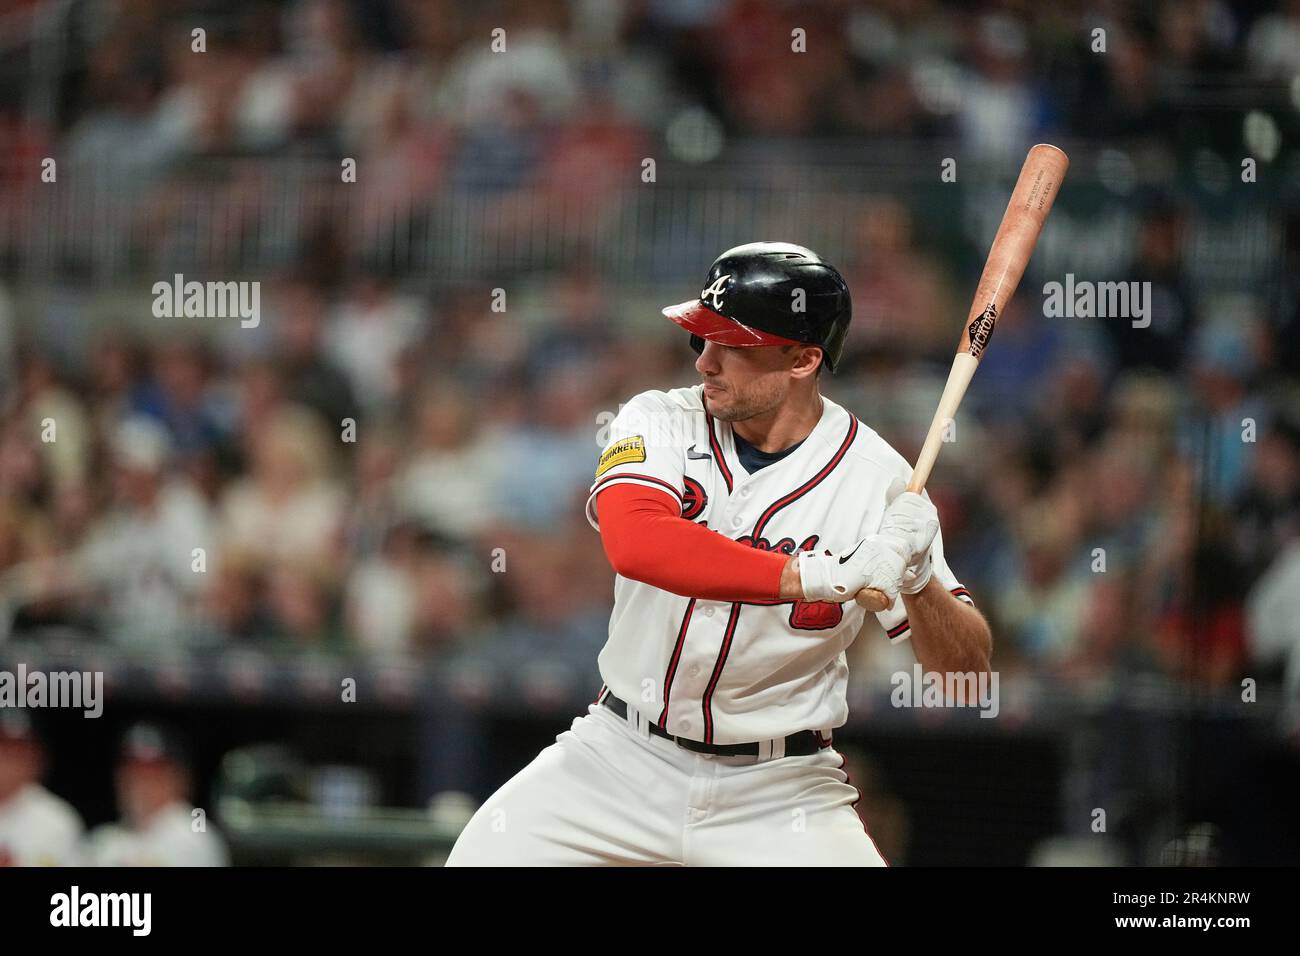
[74,416,214,645]
[408,547,482,652]
[84,724,229,867]
[324,277,425,412]
[217,404,345,576]
[14,349,91,490]
[1247,536,1300,712]
[343,77,450,253]
[262,564,339,648]
[395,380,501,540]
[129,340,229,491]
[0,714,85,867]
[199,555,271,643]
[1080,30,1166,142]
[63,41,184,187]
[435,3,577,128]
[995,499,1092,669]
[1245,0,1300,79]
[492,358,607,530]
[272,277,360,430]
[1154,531,1249,688]
[969,298,1063,421]
[345,526,483,655]
[527,268,620,374]
[86,333,143,438]
[344,421,404,558]
[1100,204,1194,375]
[1232,420,1300,580]
[459,528,608,694]
[1179,316,1269,504]
[345,522,423,654]
[955,14,1049,161]
[842,198,954,361]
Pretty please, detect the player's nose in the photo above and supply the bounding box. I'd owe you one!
[694,339,722,375]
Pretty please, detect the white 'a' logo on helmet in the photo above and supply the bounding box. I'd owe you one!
[701,274,732,310]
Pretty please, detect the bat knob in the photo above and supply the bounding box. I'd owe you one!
[854,587,891,613]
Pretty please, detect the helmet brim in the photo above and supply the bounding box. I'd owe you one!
[660,300,806,348]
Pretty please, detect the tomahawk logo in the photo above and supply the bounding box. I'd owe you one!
[50,886,151,936]
[701,275,731,310]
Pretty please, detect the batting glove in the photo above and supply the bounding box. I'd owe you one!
[879,477,939,595]
[798,534,907,606]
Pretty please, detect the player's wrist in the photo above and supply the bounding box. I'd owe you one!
[797,549,855,603]
[796,550,833,601]
[781,553,806,601]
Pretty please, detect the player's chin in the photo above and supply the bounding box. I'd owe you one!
[702,385,730,415]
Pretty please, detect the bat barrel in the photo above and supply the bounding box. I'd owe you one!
[957,144,1070,359]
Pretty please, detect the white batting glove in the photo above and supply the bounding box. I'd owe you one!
[898,548,933,595]
[798,535,907,606]
[878,477,939,595]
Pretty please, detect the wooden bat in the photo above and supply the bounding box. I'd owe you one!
[855,143,1069,612]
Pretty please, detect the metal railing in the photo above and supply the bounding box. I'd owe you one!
[2,145,1290,294]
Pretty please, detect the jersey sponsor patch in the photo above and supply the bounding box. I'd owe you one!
[595,435,647,478]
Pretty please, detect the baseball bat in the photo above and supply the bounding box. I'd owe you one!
[855,143,1069,612]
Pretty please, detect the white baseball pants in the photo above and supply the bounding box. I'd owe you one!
[445,698,888,866]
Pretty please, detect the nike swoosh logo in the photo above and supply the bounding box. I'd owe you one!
[686,444,711,460]
[838,541,864,564]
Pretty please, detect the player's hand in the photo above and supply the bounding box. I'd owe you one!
[797,535,907,607]
[878,477,938,595]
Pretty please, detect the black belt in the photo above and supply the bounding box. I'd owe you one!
[600,691,827,757]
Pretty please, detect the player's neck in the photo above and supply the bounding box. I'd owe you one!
[731,389,825,454]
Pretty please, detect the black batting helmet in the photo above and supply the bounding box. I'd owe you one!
[661,242,852,373]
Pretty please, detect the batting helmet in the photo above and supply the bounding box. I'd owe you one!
[661,241,852,373]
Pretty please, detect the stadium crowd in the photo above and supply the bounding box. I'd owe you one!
[0,0,1297,704]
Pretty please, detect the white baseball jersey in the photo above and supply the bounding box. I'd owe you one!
[0,783,85,866]
[84,802,230,867]
[585,385,974,745]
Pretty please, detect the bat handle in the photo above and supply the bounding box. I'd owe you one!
[854,352,977,611]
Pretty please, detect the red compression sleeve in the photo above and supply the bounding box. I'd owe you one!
[594,482,788,602]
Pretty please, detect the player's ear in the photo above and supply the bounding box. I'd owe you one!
[789,345,821,379]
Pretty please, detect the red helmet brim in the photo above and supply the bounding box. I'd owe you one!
[660,300,806,348]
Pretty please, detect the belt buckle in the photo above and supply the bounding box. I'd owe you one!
[755,737,784,761]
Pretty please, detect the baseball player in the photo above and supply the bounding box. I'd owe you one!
[0,713,85,866]
[83,723,229,867]
[446,242,992,866]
